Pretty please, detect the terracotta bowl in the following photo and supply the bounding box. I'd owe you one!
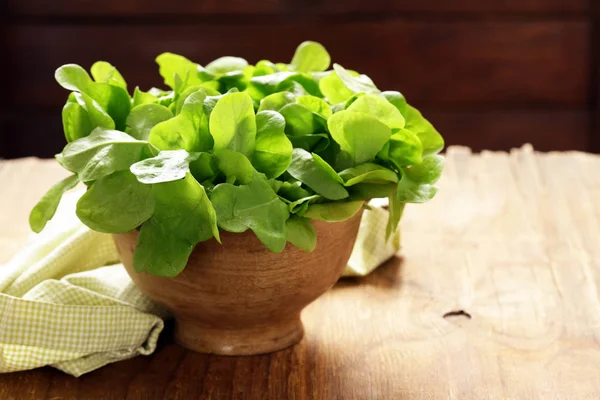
[113,210,363,356]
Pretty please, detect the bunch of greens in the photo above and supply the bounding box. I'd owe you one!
[30,41,444,277]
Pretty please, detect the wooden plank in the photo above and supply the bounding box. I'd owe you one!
[0,10,9,156]
[2,109,589,159]
[3,113,64,159]
[285,0,589,15]
[7,0,588,16]
[0,113,9,159]
[1,148,600,398]
[592,0,600,153]
[428,110,590,152]
[7,20,589,109]
[6,0,280,16]
[386,0,589,13]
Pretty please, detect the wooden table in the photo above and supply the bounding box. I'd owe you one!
[1,145,599,399]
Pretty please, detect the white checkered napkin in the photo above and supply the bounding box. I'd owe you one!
[344,203,401,277]
[0,192,166,376]
[0,192,398,376]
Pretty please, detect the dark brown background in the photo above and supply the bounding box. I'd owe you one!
[2,0,599,158]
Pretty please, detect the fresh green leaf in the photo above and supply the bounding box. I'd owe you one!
[319,71,355,104]
[76,170,154,233]
[287,81,309,97]
[346,94,404,131]
[189,152,217,182]
[133,218,194,277]
[175,85,219,114]
[36,41,446,259]
[73,92,115,130]
[214,149,254,185]
[287,74,322,97]
[291,201,310,216]
[396,174,438,203]
[254,60,277,76]
[179,89,213,151]
[213,70,246,93]
[304,200,364,222]
[62,102,94,142]
[249,72,321,100]
[29,174,79,233]
[133,87,158,107]
[133,173,220,277]
[279,103,318,136]
[328,110,391,166]
[211,173,289,252]
[286,216,317,251]
[55,64,94,92]
[386,195,405,240]
[344,93,365,109]
[379,128,423,167]
[156,91,175,108]
[275,63,290,72]
[277,180,312,201]
[205,56,248,75]
[149,87,170,97]
[148,90,212,152]
[268,178,284,193]
[252,110,293,178]
[312,152,344,183]
[382,92,443,155]
[296,95,332,119]
[338,163,398,186]
[403,105,445,155]
[209,91,256,157]
[249,72,295,99]
[287,148,348,200]
[148,115,197,151]
[84,83,130,131]
[348,182,397,199]
[59,128,148,182]
[202,92,226,118]
[258,92,296,112]
[56,64,131,130]
[90,61,127,90]
[290,41,331,73]
[130,149,199,184]
[287,194,321,214]
[216,70,247,93]
[156,52,204,89]
[126,104,174,140]
[333,64,379,95]
[404,154,444,184]
[288,133,330,153]
[381,91,407,116]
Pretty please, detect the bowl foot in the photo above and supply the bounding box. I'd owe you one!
[174,314,304,355]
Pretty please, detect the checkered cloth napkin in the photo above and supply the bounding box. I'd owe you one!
[0,193,399,376]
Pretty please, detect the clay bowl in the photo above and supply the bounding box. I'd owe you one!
[113,210,363,356]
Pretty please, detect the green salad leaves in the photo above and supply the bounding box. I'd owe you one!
[30,41,445,277]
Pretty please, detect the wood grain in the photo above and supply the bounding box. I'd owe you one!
[429,110,590,152]
[592,0,600,153]
[7,0,588,16]
[283,0,590,15]
[1,146,600,399]
[7,21,589,109]
[4,0,595,158]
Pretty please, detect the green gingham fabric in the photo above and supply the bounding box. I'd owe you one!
[0,193,398,376]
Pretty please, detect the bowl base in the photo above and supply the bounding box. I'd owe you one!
[174,314,304,355]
